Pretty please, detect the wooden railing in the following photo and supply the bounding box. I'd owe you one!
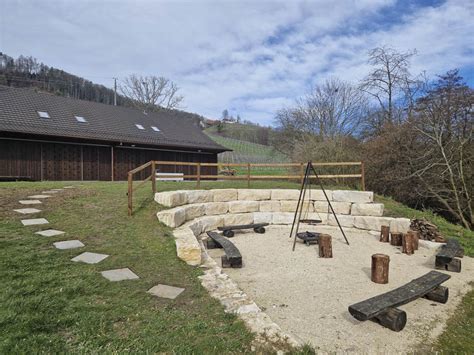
[127,160,364,216]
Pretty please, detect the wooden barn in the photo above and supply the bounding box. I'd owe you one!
[0,86,228,181]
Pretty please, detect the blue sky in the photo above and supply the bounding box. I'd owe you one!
[1,0,473,125]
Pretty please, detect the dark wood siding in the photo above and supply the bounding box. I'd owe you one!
[0,138,218,181]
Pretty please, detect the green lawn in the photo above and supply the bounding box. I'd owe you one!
[0,181,472,353]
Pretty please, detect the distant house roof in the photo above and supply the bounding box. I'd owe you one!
[0,86,228,152]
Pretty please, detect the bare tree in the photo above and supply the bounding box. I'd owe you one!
[361,46,417,125]
[120,74,184,111]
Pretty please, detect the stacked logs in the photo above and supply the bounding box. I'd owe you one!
[410,218,446,242]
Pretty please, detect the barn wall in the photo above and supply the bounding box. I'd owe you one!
[0,138,218,181]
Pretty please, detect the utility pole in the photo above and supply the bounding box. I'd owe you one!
[113,77,117,106]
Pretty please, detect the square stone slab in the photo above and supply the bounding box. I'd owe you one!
[101,268,139,281]
[35,229,65,237]
[28,195,52,199]
[53,240,85,250]
[147,284,185,299]
[14,208,41,214]
[21,218,49,226]
[19,200,42,205]
[71,252,109,264]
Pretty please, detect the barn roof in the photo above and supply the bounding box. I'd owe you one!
[0,86,228,152]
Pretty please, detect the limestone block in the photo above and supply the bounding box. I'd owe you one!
[205,202,229,215]
[184,203,206,221]
[198,216,224,232]
[351,203,384,217]
[178,221,202,236]
[238,189,271,201]
[332,190,374,203]
[280,201,314,213]
[156,207,186,228]
[173,228,201,266]
[353,216,394,231]
[253,212,273,224]
[154,191,187,207]
[314,201,351,215]
[228,201,259,213]
[308,189,332,201]
[213,189,238,202]
[271,189,300,200]
[184,190,213,204]
[223,213,254,226]
[259,200,281,212]
[272,212,294,224]
[328,214,355,228]
[390,218,411,233]
[304,212,328,225]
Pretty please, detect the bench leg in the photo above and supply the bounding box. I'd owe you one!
[223,230,235,238]
[253,226,266,234]
[424,286,449,304]
[374,308,407,332]
[436,258,461,273]
[206,239,221,249]
[221,256,231,268]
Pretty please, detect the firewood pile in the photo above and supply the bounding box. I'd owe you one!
[410,218,446,243]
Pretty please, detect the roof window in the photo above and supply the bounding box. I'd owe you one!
[151,126,160,132]
[75,116,87,123]
[135,124,145,130]
[37,111,50,119]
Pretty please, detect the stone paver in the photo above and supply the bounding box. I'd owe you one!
[71,252,109,264]
[53,240,85,250]
[28,195,52,199]
[42,190,59,194]
[14,208,41,214]
[35,229,65,237]
[21,218,49,226]
[63,186,75,189]
[101,268,139,281]
[19,200,42,205]
[147,284,185,299]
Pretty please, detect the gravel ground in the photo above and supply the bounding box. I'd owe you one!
[207,225,474,353]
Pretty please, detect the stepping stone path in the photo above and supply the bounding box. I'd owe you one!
[54,240,85,250]
[71,252,109,264]
[19,200,42,205]
[101,268,139,281]
[21,218,49,226]
[14,208,41,214]
[35,229,65,237]
[148,284,185,299]
[28,195,52,199]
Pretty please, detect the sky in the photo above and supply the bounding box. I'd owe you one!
[1,0,473,125]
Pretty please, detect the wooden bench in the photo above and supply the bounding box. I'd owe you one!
[206,231,242,268]
[435,239,464,273]
[217,223,269,238]
[348,271,450,331]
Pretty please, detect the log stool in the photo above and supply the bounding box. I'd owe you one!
[402,233,415,255]
[371,254,390,284]
[408,230,419,250]
[390,232,403,246]
[319,234,333,258]
[380,225,390,243]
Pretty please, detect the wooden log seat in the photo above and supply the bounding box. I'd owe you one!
[348,271,451,331]
[206,231,243,268]
[217,223,269,238]
[435,239,464,273]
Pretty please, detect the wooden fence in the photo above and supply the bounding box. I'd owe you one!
[127,160,365,216]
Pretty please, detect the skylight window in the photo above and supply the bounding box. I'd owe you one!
[37,111,50,119]
[151,126,160,132]
[135,124,145,130]
[75,116,87,123]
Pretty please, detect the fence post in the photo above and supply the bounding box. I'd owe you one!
[197,162,201,188]
[361,161,366,191]
[300,163,304,184]
[247,163,251,188]
[127,172,133,216]
[151,161,156,194]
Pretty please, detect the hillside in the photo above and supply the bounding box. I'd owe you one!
[204,121,274,146]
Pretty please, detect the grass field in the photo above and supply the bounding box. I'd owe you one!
[0,180,472,353]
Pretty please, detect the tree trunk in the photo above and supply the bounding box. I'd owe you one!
[390,232,403,246]
[380,225,390,243]
[371,253,390,284]
[319,234,333,258]
[402,233,414,255]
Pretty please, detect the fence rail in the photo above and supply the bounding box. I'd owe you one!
[127,160,364,216]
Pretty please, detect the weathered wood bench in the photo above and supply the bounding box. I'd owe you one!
[206,231,242,268]
[348,271,450,331]
[217,223,269,238]
[435,239,464,273]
